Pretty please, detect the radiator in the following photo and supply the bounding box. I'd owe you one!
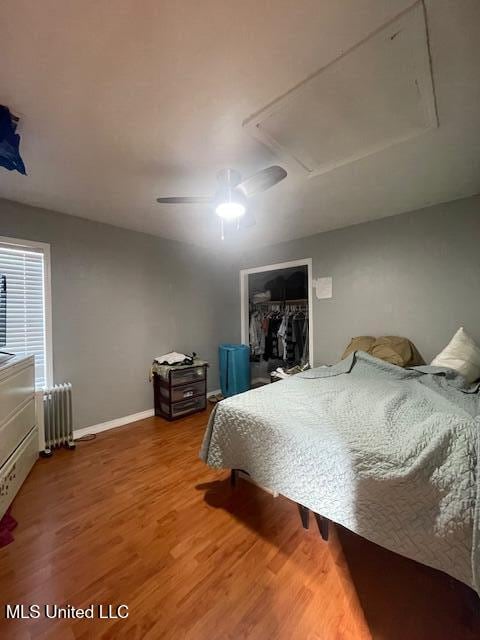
[42,383,75,454]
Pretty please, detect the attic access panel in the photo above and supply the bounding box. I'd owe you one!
[243,1,437,177]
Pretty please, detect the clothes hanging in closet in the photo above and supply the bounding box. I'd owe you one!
[264,316,283,360]
[249,311,264,358]
[249,306,308,366]
[285,315,295,363]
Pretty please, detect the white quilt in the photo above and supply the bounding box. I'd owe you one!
[201,352,480,593]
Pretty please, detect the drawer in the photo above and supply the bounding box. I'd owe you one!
[160,395,206,418]
[170,367,205,387]
[0,399,36,469]
[0,426,38,519]
[160,380,205,402]
[0,364,35,427]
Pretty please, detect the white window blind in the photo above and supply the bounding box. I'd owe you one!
[0,243,48,388]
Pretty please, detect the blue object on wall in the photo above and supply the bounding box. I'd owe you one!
[0,105,26,175]
[219,344,250,398]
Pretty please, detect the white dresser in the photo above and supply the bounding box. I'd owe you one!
[0,355,38,519]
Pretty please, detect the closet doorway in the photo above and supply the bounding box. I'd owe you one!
[240,259,313,387]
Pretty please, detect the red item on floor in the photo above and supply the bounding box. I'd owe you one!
[0,507,17,548]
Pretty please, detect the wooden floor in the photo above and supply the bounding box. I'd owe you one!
[1,411,479,640]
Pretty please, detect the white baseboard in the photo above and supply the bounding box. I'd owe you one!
[75,388,222,440]
[74,409,154,439]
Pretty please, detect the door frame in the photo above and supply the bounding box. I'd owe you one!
[239,258,314,367]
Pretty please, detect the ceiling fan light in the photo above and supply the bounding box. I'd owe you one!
[215,201,246,220]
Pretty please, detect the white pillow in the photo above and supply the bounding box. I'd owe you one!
[431,327,480,383]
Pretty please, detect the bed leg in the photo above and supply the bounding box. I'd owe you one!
[230,469,238,487]
[313,512,329,541]
[297,503,310,529]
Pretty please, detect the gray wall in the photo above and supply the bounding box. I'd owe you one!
[233,195,480,366]
[1,193,478,429]
[0,198,234,429]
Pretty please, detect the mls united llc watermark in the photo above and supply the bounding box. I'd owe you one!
[4,604,129,620]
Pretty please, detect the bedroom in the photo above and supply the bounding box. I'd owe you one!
[0,1,479,638]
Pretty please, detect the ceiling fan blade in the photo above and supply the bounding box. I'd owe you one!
[237,165,287,198]
[156,196,213,204]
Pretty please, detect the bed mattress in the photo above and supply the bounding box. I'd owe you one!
[200,352,480,593]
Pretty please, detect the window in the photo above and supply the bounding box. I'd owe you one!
[0,237,52,388]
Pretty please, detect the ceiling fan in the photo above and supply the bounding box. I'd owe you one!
[156,165,287,237]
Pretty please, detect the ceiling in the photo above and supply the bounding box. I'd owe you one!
[0,0,479,250]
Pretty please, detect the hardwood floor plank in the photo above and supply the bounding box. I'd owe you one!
[0,410,479,639]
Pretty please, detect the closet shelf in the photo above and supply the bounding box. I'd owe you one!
[253,298,308,304]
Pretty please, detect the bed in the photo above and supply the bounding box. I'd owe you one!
[200,351,480,594]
